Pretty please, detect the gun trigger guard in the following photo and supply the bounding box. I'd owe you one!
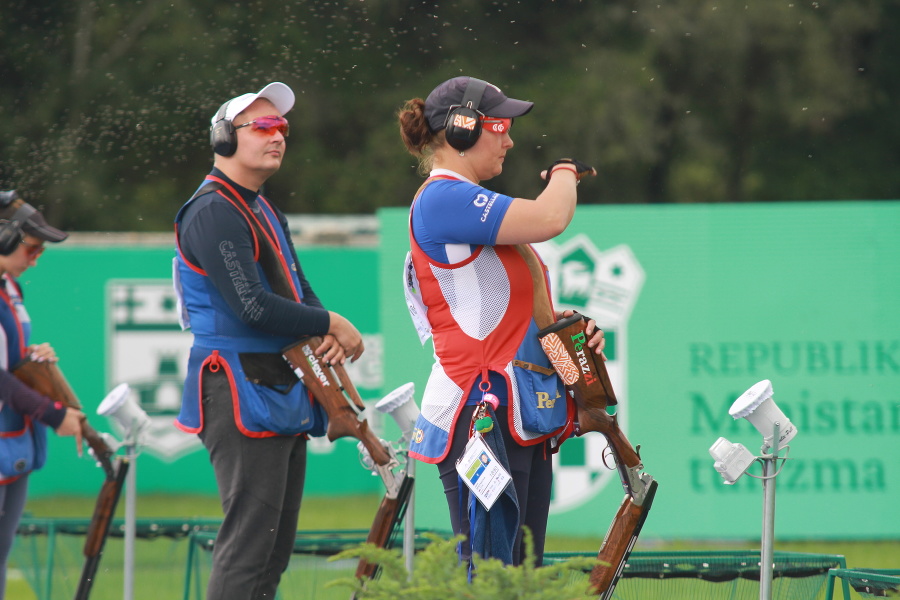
[601,445,617,470]
[635,443,642,460]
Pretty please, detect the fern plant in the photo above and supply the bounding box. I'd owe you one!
[329,529,603,600]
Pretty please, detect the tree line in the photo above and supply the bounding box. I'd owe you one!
[1,0,897,233]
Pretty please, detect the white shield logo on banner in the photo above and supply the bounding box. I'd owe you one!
[106,279,198,460]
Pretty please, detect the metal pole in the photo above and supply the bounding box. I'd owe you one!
[403,461,416,576]
[759,422,780,600]
[124,443,137,600]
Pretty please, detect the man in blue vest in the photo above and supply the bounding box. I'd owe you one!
[173,82,364,600]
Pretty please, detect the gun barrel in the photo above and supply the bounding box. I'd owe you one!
[76,457,129,600]
[590,480,658,598]
[355,474,415,580]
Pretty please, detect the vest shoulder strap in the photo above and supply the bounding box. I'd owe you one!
[195,178,296,301]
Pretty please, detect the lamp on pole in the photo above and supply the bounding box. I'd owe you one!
[97,383,152,600]
[709,380,797,600]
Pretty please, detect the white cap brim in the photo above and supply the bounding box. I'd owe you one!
[211,82,295,125]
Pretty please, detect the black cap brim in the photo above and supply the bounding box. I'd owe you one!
[480,96,533,119]
[23,212,68,243]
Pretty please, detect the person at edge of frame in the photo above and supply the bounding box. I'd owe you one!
[0,190,83,599]
[397,76,605,567]
[172,82,364,600]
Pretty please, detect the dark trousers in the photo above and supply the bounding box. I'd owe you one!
[437,405,553,566]
[0,474,28,599]
[199,370,308,600]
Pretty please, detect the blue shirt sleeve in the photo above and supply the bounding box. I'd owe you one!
[411,179,514,263]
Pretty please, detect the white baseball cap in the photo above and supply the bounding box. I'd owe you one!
[210,82,295,125]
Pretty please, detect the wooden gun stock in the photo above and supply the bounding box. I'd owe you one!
[577,409,642,471]
[590,481,658,599]
[282,337,392,467]
[355,474,415,579]
[12,358,116,477]
[536,314,641,468]
[75,457,128,600]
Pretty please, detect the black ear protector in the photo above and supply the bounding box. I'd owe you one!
[209,100,237,157]
[0,190,37,256]
[443,78,488,151]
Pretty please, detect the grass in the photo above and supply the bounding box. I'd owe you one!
[9,493,899,599]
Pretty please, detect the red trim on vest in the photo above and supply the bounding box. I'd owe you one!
[256,196,302,301]
[0,417,31,440]
[204,176,301,302]
[173,222,207,276]
[185,350,284,439]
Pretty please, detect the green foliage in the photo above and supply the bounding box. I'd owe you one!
[0,0,898,232]
[329,530,601,600]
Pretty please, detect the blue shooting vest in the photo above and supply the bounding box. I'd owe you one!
[0,276,48,482]
[173,176,326,438]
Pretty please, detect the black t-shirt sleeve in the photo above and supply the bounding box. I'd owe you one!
[178,197,330,337]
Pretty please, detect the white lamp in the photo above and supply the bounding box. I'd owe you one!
[97,383,152,444]
[728,379,797,451]
[375,382,419,442]
[709,437,756,485]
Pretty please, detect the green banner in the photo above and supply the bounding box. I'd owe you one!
[18,200,900,540]
[379,201,900,539]
[22,245,383,497]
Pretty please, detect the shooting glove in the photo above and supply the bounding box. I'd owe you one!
[546,158,597,184]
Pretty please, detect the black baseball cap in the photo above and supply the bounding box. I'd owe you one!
[424,76,534,133]
[0,190,68,243]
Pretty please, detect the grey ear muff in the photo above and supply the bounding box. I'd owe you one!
[0,191,37,256]
[444,78,488,151]
[210,100,237,157]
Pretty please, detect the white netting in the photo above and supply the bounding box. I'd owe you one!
[421,363,465,434]
[430,247,509,341]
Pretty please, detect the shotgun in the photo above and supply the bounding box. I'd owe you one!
[12,358,129,600]
[515,244,657,599]
[282,340,420,583]
[353,382,420,581]
[537,314,657,599]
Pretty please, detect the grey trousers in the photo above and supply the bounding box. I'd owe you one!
[199,369,308,600]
